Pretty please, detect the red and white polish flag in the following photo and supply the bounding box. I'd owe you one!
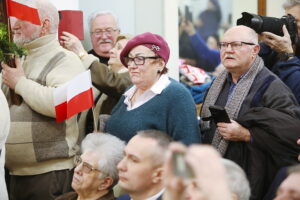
[6,0,41,25]
[54,70,94,122]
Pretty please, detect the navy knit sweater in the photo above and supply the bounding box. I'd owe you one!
[105,80,201,145]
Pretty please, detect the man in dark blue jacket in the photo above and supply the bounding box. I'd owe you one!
[259,0,300,104]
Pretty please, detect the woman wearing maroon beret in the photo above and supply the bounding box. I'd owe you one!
[105,32,201,145]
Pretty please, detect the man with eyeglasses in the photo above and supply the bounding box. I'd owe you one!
[62,10,120,65]
[61,11,132,136]
[56,133,125,200]
[200,25,300,200]
[87,11,120,64]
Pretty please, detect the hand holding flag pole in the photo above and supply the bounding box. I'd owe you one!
[1,0,41,105]
[54,70,94,123]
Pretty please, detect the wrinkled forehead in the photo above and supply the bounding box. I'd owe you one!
[222,26,253,42]
[92,14,118,30]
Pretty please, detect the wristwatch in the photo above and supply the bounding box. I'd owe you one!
[78,52,87,60]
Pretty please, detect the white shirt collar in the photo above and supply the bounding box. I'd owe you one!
[123,74,170,110]
[130,188,165,200]
[145,189,165,200]
[150,74,170,94]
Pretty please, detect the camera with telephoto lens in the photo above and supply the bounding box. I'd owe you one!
[237,12,298,45]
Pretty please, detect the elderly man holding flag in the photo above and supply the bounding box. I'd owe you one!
[0,0,87,199]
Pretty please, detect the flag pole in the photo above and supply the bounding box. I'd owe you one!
[92,106,98,133]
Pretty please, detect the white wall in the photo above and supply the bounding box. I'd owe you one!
[267,0,285,17]
[232,0,257,27]
[163,0,179,80]
[50,0,79,10]
[134,0,179,79]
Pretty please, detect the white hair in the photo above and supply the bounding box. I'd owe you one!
[88,10,119,33]
[222,159,251,200]
[35,0,59,34]
[81,133,125,186]
[283,0,300,9]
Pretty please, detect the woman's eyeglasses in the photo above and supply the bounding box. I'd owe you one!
[124,56,159,66]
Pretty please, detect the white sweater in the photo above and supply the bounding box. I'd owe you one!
[2,34,85,175]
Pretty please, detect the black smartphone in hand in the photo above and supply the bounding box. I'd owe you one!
[209,105,231,124]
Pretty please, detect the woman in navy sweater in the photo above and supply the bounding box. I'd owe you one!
[105,32,201,145]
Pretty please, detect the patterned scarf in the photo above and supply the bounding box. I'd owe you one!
[200,56,264,155]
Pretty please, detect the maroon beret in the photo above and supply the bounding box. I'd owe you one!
[120,32,170,67]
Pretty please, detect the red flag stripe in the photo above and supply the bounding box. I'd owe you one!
[7,0,41,25]
[55,88,94,122]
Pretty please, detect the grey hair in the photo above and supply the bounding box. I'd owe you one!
[88,10,119,33]
[221,159,251,200]
[35,0,59,34]
[81,133,125,187]
[136,130,172,167]
[283,0,300,9]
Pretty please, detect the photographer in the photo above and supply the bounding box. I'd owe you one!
[259,0,300,104]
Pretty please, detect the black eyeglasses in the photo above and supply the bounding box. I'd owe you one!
[124,56,160,66]
[74,156,101,174]
[218,41,256,51]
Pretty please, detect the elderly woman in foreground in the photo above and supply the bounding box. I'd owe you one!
[56,133,125,200]
[105,32,201,145]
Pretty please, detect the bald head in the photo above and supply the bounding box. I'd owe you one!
[220,25,260,78]
[223,25,258,44]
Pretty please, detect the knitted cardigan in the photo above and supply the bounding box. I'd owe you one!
[105,79,201,145]
[1,34,85,175]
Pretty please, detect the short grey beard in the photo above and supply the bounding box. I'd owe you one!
[13,31,41,47]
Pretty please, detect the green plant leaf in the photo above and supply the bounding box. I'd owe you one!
[0,23,28,63]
